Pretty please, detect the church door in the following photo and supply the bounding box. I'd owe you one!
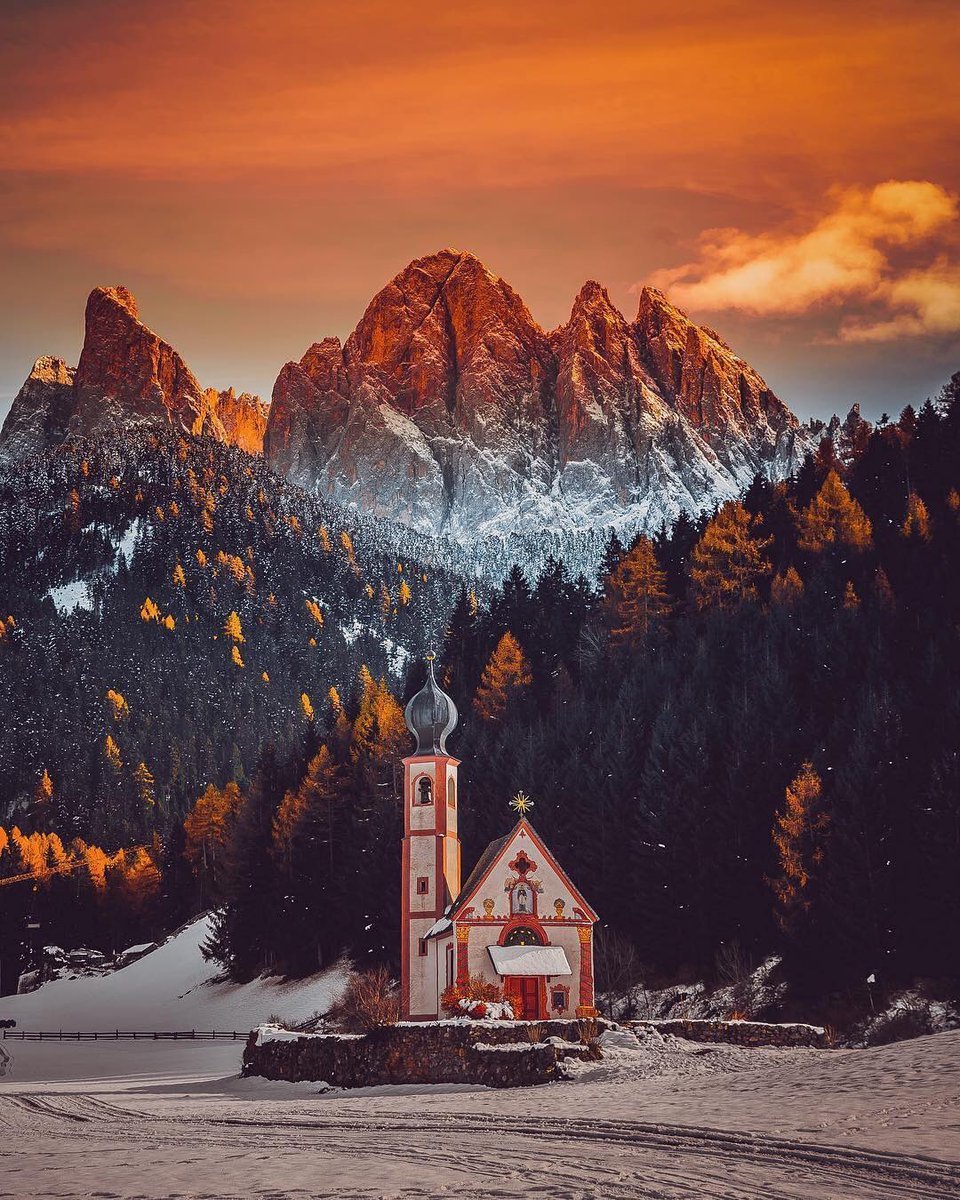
[515,976,542,1020]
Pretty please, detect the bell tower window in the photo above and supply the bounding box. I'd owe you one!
[447,777,456,808]
[416,777,433,805]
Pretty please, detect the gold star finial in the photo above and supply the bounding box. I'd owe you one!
[510,791,533,815]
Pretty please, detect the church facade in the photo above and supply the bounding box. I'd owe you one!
[400,656,598,1021]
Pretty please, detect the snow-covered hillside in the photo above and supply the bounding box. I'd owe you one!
[1,915,348,1033]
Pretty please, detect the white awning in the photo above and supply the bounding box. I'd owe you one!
[487,945,572,977]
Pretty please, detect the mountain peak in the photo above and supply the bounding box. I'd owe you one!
[570,279,620,317]
[90,284,140,321]
[267,254,810,538]
[1,289,265,458]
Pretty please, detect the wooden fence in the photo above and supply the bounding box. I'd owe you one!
[1,1030,246,1041]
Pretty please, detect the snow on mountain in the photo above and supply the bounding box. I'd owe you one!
[265,251,814,541]
[0,253,817,555]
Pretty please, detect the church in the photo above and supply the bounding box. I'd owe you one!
[400,655,598,1021]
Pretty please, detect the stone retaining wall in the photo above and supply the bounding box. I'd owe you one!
[242,1019,599,1089]
[632,1018,828,1048]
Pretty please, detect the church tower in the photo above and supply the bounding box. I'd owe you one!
[401,654,460,1019]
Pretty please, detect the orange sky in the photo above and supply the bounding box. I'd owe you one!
[2,0,958,420]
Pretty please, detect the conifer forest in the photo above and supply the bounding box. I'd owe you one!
[2,375,959,1023]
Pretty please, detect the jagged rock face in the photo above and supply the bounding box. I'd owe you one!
[0,357,76,460]
[266,250,811,537]
[0,287,265,459]
[70,286,207,437]
[208,388,269,456]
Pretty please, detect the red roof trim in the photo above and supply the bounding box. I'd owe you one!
[452,818,597,923]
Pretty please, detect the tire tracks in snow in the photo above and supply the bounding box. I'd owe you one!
[3,1093,959,1198]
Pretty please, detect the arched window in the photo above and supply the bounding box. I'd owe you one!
[504,925,543,947]
[416,777,433,805]
[447,777,456,808]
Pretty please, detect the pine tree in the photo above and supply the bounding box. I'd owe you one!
[203,746,286,980]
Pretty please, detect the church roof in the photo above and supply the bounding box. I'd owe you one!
[449,831,513,918]
[449,818,598,922]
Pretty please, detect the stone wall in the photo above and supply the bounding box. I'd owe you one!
[631,1018,828,1048]
[242,1019,599,1089]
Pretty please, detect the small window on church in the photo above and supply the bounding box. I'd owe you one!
[416,777,433,805]
[447,777,456,808]
[418,938,428,957]
[416,876,429,895]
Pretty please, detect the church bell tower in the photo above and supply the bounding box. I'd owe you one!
[401,654,460,1019]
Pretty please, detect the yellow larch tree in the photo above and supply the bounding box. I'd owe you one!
[34,768,54,809]
[271,746,338,869]
[473,632,533,722]
[231,645,245,668]
[901,492,931,542]
[690,502,772,611]
[769,762,829,933]
[350,668,407,764]
[602,536,671,646]
[172,562,186,587]
[797,471,872,553]
[771,566,804,610]
[184,781,243,889]
[134,762,155,807]
[224,611,245,643]
[104,734,123,771]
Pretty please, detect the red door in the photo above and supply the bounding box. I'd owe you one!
[516,976,542,1019]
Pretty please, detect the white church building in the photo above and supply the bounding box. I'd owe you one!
[400,656,598,1021]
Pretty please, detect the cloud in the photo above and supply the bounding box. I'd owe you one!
[648,181,960,340]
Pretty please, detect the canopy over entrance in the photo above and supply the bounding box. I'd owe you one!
[487,945,571,977]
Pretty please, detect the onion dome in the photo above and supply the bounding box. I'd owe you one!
[404,653,458,756]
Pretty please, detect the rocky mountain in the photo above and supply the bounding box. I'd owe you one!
[2,252,812,541]
[265,250,811,538]
[0,286,267,459]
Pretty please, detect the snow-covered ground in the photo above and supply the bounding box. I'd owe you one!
[2,924,959,1198]
[1,1031,959,1198]
[0,914,348,1033]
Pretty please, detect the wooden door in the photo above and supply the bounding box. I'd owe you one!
[517,976,541,1019]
